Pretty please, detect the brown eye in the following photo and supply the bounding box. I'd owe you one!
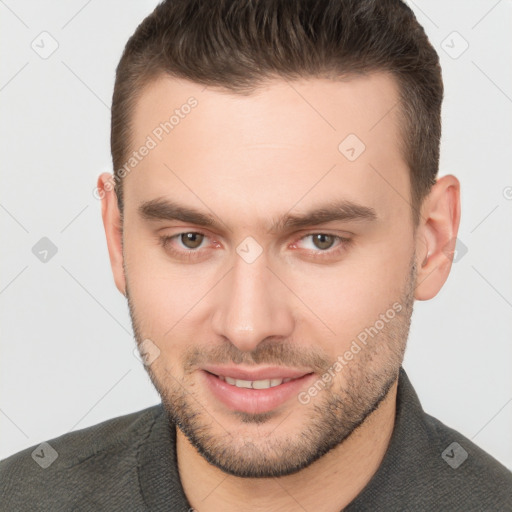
[180,232,204,249]
[311,234,336,250]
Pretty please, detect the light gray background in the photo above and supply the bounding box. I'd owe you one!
[1,0,511,470]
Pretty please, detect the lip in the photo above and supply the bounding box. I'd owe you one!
[201,369,316,414]
[201,364,311,381]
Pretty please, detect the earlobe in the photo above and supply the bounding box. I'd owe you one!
[414,175,461,301]
[97,172,127,296]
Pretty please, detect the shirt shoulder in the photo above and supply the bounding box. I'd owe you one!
[0,404,163,512]
[345,368,512,511]
[420,411,512,509]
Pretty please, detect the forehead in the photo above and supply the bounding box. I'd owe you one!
[124,73,410,226]
[131,72,402,148]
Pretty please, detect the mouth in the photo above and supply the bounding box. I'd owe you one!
[201,368,316,414]
[207,371,306,389]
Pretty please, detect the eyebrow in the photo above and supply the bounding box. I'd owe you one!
[138,197,377,233]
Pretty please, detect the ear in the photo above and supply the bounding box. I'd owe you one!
[97,173,126,296]
[414,174,461,301]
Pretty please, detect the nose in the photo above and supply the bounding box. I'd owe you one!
[211,248,295,353]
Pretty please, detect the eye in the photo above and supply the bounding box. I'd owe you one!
[301,234,337,251]
[292,233,351,260]
[159,230,351,263]
[159,231,211,261]
[177,232,205,250]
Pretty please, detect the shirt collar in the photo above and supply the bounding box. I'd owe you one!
[344,366,431,509]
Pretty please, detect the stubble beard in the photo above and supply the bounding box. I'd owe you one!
[126,257,417,478]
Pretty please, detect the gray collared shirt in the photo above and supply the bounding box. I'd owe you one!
[1,367,511,511]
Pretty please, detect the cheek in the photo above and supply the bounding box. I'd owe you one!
[281,238,413,348]
[123,231,187,335]
[123,229,226,349]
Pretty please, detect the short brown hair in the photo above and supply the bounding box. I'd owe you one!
[111,0,443,224]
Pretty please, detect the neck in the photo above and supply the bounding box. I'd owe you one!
[177,378,398,512]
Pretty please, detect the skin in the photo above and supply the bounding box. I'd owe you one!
[98,72,460,511]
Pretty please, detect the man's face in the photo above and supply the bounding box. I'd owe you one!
[121,73,417,477]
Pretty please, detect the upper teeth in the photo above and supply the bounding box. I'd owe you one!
[219,376,293,389]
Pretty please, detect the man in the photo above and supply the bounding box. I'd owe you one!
[1,0,511,510]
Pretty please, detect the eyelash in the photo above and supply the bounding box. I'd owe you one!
[158,232,352,261]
